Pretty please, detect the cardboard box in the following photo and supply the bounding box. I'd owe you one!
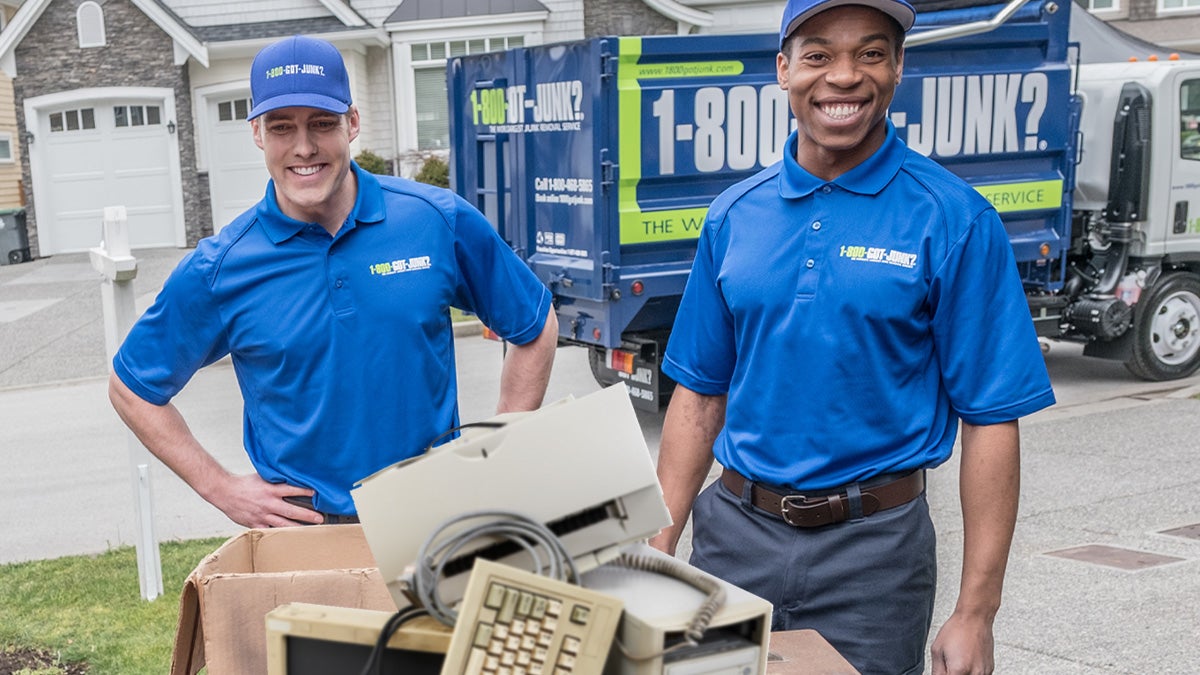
[766,630,859,674]
[171,525,396,675]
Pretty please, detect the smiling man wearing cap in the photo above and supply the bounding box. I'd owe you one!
[650,1,1054,673]
[108,35,557,529]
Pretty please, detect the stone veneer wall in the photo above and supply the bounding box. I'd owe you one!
[13,0,211,257]
[584,0,677,36]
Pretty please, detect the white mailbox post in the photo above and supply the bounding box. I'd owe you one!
[90,206,163,601]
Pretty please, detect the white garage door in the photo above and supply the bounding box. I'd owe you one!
[38,99,178,253]
[206,94,268,231]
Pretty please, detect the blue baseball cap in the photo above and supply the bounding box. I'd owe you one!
[779,0,916,48]
[249,35,352,120]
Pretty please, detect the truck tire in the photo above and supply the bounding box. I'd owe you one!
[1125,272,1200,380]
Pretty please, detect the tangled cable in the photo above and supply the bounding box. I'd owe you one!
[407,509,580,627]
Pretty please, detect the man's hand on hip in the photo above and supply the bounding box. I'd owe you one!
[210,474,324,528]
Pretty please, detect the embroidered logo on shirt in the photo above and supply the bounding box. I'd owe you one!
[369,256,432,276]
[839,245,918,270]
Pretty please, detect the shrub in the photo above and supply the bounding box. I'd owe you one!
[414,155,450,188]
[354,149,388,175]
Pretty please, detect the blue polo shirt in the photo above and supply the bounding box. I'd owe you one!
[114,163,552,514]
[663,124,1055,490]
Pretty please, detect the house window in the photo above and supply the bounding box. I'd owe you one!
[0,133,12,163]
[1089,0,1118,10]
[77,1,106,48]
[410,36,525,150]
[1161,0,1200,9]
[218,98,251,122]
[49,108,97,133]
[1182,80,1200,161]
[114,105,163,128]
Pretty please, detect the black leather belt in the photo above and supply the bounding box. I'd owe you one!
[720,469,925,528]
[283,495,360,525]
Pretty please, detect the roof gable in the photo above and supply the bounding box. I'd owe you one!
[0,0,209,76]
[385,0,550,24]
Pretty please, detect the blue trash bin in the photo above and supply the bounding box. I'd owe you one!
[0,208,30,265]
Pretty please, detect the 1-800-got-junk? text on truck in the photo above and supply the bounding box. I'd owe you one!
[448,0,1200,411]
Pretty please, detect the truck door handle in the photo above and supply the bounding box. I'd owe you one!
[1175,201,1188,234]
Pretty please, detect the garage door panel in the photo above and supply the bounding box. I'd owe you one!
[208,93,269,230]
[36,98,179,254]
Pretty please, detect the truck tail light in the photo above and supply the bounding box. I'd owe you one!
[481,326,502,342]
[609,349,636,374]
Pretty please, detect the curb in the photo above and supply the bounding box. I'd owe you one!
[453,318,484,338]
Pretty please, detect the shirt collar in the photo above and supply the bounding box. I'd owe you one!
[779,120,906,199]
[257,161,386,244]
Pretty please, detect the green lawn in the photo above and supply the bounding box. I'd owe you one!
[0,538,226,674]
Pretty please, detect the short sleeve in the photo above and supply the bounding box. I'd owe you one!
[930,209,1056,423]
[450,197,552,346]
[112,255,230,405]
[662,218,736,395]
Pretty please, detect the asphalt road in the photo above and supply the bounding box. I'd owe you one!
[2,248,1198,673]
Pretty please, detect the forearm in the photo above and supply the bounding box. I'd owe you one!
[108,373,231,501]
[956,420,1021,619]
[496,309,558,413]
[648,386,726,555]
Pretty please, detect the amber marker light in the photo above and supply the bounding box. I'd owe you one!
[1040,242,1052,257]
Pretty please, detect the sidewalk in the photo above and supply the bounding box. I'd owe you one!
[1,249,1198,673]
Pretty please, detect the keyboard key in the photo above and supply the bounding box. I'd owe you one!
[485,583,507,609]
[569,605,590,625]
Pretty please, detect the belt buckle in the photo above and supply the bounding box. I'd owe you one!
[779,493,838,528]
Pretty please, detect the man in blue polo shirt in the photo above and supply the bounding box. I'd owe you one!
[649,0,1054,673]
[109,35,557,528]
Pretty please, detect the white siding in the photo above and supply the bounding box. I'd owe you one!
[163,0,331,27]
[540,0,585,43]
[361,44,396,165]
[696,1,782,34]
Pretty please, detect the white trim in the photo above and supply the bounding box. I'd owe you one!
[24,87,187,253]
[129,0,208,67]
[316,0,367,27]
[0,0,52,78]
[0,0,209,75]
[206,28,388,60]
[642,0,714,27]
[192,80,253,172]
[76,1,106,48]
[390,20,546,154]
[385,11,549,34]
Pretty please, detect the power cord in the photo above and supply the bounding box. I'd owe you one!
[405,509,580,627]
[357,605,430,675]
[609,551,727,662]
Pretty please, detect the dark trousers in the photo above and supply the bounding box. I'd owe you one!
[689,476,937,675]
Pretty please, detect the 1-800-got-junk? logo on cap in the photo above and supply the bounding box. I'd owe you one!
[249,35,352,120]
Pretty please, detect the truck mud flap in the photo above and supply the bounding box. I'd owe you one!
[587,336,675,413]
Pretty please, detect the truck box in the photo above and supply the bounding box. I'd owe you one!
[170,525,395,675]
[449,0,1200,402]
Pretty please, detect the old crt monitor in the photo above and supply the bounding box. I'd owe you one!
[352,384,673,608]
[264,603,452,675]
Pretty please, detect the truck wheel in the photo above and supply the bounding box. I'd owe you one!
[1125,272,1200,380]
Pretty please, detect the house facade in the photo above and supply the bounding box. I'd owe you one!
[1087,0,1200,52]
[0,0,787,258]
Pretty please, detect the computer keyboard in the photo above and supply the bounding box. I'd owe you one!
[441,558,624,675]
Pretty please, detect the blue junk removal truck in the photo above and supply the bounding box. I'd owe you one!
[448,0,1200,410]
